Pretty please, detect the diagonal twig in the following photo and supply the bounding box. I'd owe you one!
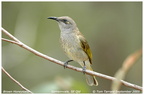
[2,67,33,93]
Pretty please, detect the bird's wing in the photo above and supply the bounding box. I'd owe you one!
[79,34,92,64]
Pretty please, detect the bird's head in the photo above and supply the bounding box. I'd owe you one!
[48,16,78,32]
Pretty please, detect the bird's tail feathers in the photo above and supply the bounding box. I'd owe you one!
[79,61,98,86]
[85,66,98,86]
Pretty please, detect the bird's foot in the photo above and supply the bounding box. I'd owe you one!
[64,60,73,69]
[82,66,86,74]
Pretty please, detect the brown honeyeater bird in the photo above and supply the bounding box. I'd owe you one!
[48,16,98,86]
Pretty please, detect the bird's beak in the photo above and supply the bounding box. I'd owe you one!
[47,17,58,21]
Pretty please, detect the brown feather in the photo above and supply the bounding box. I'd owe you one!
[78,34,92,64]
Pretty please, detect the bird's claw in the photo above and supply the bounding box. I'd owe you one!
[82,66,86,74]
[64,62,68,69]
[63,60,73,69]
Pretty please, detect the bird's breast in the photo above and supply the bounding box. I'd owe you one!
[60,33,79,49]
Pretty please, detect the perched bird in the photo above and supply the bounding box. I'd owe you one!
[48,16,98,86]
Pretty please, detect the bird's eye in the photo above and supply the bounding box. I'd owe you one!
[63,19,70,24]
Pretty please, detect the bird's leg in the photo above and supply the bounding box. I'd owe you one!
[64,60,73,69]
[82,61,86,74]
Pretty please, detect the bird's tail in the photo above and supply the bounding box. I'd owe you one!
[85,73,98,86]
[85,66,98,86]
[79,61,98,86]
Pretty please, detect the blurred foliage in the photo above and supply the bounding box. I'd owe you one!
[2,2,142,93]
[111,49,142,93]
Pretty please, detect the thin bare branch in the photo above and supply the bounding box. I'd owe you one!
[2,38,20,45]
[2,67,33,93]
[2,28,21,42]
[2,28,142,91]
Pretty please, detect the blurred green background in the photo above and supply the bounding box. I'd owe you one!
[2,2,142,93]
